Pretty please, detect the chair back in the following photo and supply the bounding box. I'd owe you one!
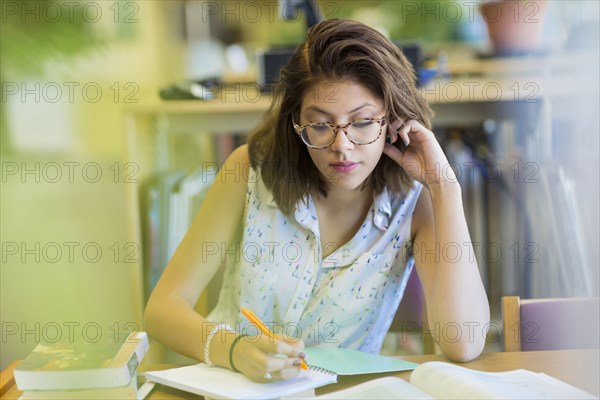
[502,296,600,352]
[389,268,435,354]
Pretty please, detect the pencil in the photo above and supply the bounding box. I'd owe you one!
[241,307,308,370]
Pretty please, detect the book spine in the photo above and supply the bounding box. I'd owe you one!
[132,332,150,368]
[14,333,148,391]
[109,332,149,370]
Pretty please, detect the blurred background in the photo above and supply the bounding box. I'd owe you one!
[1,0,599,368]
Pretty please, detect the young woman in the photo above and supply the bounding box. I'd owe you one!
[145,19,490,383]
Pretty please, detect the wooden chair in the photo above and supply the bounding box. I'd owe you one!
[502,296,600,352]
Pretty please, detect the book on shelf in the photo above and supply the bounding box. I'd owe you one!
[527,165,593,297]
[140,170,185,297]
[213,133,246,166]
[141,167,217,299]
[158,170,186,272]
[140,134,245,299]
[318,361,596,399]
[140,175,161,300]
[546,167,592,296]
[214,134,237,166]
[443,130,488,291]
[14,331,149,391]
[167,167,216,261]
[537,166,570,297]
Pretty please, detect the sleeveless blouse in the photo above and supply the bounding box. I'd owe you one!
[207,167,423,353]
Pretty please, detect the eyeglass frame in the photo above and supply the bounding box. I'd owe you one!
[292,116,387,149]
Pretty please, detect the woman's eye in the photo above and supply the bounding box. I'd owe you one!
[352,121,373,129]
[311,125,330,132]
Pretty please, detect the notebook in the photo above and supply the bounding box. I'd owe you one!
[144,363,337,400]
[305,347,419,375]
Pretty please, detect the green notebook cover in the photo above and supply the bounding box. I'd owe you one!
[304,347,419,376]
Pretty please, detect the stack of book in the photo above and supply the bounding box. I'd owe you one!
[13,331,149,399]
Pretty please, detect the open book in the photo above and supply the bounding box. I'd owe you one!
[318,361,596,399]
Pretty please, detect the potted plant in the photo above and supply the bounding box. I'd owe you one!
[0,1,103,154]
[480,0,548,55]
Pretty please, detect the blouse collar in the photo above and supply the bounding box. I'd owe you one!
[291,186,392,232]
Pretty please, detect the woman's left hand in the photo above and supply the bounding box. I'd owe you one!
[383,119,457,190]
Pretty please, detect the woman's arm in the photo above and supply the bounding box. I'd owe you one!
[144,145,249,363]
[384,120,490,362]
[144,145,304,380]
[411,183,490,361]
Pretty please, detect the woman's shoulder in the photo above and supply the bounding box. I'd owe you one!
[223,144,273,202]
[219,144,254,183]
[226,143,250,167]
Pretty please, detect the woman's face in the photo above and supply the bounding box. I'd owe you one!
[299,80,388,192]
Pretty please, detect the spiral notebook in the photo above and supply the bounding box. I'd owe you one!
[304,347,419,375]
[145,363,337,400]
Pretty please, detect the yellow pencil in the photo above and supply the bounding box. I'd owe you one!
[241,307,308,370]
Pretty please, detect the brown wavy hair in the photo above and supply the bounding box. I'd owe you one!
[248,19,433,215]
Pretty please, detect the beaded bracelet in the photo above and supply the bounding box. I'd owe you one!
[229,334,249,373]
[204,323,234,367]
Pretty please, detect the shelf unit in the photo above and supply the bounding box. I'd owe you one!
[123,52,598,328]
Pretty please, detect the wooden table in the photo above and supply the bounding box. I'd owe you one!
[2,349,598,399]
[316,350,600,398]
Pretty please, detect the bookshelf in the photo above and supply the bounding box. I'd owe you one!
[123,52,598,350]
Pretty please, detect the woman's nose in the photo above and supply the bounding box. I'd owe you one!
[329,127,354,152]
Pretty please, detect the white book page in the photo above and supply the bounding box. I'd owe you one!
[534,373,597,399]
[317,376,432,399]
[145,363,336,400]
[410,362,596,399]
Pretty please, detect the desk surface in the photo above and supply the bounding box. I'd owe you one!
[2,349,598,399]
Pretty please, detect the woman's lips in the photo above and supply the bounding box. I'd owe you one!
[329,162,358,173]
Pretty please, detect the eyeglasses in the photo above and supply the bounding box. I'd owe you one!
[292,117,387,149]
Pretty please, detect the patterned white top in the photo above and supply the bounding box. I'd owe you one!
[207,167,423,354]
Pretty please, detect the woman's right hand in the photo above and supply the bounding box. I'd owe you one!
[230,334,306,382]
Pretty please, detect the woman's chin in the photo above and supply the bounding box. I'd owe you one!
[326,176,367,192]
